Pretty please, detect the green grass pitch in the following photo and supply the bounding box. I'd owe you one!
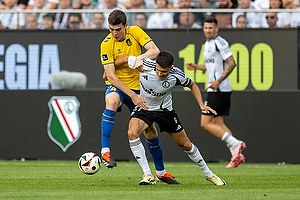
[0,160,299,200]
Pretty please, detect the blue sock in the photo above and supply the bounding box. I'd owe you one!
[101,109,116,148]
[146,137,164,171]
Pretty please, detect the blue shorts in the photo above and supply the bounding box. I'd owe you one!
[105,84,139,113]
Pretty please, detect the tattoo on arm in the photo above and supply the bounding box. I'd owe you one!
[218,56,236,83]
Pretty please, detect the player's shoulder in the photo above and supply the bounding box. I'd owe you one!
[170,66,186,78]
[143,58,156,71]
[213,36,229,48]
[101,33,114,46]
[127,25,144,34]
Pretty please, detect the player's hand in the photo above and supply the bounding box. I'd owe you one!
[134,56,144,72]
[200,104,217,115]
[185,62,196,70]
[132,94,148,110]
[206,80,220,90]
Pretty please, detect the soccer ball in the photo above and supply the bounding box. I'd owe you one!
[78,152,101,175]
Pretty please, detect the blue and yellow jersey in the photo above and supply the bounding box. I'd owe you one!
[100,26,152,90]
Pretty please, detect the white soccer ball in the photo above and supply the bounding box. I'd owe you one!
[78,152,101,175]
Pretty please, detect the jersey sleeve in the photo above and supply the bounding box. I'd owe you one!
[100,34,114,66]
[129,26,152,47]
[215,37,233,61]
[172,66,191,87]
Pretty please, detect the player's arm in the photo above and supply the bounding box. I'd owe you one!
[218,55,236,83]
[206,55,236,90]
[188,80,217,115]
[104,63,148,110]
[185,62,206,71]
[134,41,159,72]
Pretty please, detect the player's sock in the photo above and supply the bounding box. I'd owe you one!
[101,109,116,150]
[221,131,239,148]
[146,137,165,172]
[185,143,213,177]
[129,138,151,175]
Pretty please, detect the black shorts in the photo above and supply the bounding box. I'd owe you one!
[202,92,232,116]
[130,107,184,133]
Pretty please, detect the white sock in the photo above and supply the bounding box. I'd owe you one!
[101,147,110,155]
[221,132,239,148]
[129,138,151,175]
[185,143,213,177]
[156,170,167,176]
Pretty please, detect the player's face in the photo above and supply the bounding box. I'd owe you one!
[203,22,218,41]
[155,64,172,80]
[109,23,127,41]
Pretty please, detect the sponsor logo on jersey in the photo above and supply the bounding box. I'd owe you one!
[205,59,214,63]
[47,96,81,152]
[141,82,166,97]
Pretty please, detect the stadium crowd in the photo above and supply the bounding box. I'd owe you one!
[1,0,300,29]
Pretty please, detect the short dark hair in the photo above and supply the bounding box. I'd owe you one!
[156,51,174,68]
[68,13,82,21]
[43,13,55,21]
[108,9,127,26]
[204,17,218,26]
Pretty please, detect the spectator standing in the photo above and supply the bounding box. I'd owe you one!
[77,0,98,28]
[290,6,300,27]
[98,0,127,29]
[234,14,247,28]
[147,0,174,29]
[172,0,204,29]
[89,12,105,29]
[124,0,151,26]
[26,0,58,9]
[261,0,291,28]
[265,12,279,28]
[0,0,26,29]
[31,0,47,29]
[67,13,82,29]
[209,0,237,28]
[53,0,73,30]
[232,0,263,28]
[186,17,246,168]
[43,13,55,29]
[134,12,147,29]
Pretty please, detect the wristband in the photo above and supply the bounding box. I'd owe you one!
[128,56,136,69]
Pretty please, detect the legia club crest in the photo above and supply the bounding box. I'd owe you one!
[47,96,81,152]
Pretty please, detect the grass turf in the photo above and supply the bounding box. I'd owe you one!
[0,160,299,200]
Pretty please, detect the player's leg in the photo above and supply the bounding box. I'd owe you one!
[101,87,122,168]
[128,117,155,185]
[213,116,246,166]
[168,130,225,185]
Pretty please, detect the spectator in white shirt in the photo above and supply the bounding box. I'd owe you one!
[232,0,263,28]
[147,0,174,29]
[261,0,291,28]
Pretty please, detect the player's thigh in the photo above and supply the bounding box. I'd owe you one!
[168,130,192,151]
[212,115,225,126]
[143,123,158,139]
[201,114,214,127]
[128,117,149,140]
[105,92,122,110]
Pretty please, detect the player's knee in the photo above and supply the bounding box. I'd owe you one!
[179,141,192,151]
[106,99,119,110]
[128,129,140,140]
